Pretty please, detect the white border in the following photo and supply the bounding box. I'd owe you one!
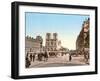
[19,5,95,76]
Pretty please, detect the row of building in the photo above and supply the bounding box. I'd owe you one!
[25,18,89,55]
[25,33,68,55]
[25,36,43,53]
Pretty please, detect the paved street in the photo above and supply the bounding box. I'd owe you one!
[29,54,88,68]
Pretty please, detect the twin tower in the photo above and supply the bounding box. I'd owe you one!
[45,33,58,51]
[46,33,57,40]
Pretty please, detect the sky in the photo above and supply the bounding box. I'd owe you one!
[25,12,89,50]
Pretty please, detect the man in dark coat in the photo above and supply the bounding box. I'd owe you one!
[26,57,31,68]
[69,54,72,61]
[30,54,32,62]
[44,51,48,62]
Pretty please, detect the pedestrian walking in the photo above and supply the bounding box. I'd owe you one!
[30,54,32,62]
[32,53,35,62]
[44,51,48,62]
[69,54,72,61]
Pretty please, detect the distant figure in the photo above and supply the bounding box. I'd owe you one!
[44,51,48,62]
[30,54,32,61]
[38,53,42,61]
[32,53,35,62]
[26,57,31,68]
[84,51,89,64]
[69,54,72,61]
[26,52,29,58]
[82,48,85,55]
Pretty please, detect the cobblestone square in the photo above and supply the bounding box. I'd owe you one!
[29,54,88,68]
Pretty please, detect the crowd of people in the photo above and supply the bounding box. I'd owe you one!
[25,48,89,68]
[25,51,48,68]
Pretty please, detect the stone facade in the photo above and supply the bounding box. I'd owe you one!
[45,33,58,52]
[76,18,90,50]
[25,36,43,54]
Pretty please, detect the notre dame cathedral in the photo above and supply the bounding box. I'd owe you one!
[45,33,58,52]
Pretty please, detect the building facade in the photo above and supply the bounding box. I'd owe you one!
[76,18,90,50]
[45,33,58,52]
[25,36,43,54]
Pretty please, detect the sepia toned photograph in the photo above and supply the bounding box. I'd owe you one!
[25,12,90,68]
